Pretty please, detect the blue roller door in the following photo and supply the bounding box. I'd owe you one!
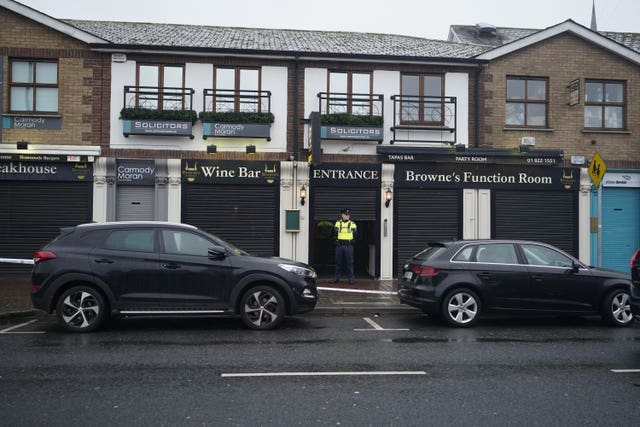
[601,188,640,272]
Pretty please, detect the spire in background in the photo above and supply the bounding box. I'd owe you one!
[590,0,598,31]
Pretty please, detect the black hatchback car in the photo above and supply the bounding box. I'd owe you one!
[399,240,634,327]
[31,222,318,332]
[630,248,640,318]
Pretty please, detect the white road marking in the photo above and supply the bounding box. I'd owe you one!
[0,319,44,334]
[353,317,410,332]
[221,371,426,378]
[317,287,398,296]
[611,369,640,373]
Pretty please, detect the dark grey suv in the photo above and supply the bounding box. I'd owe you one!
[31,222,318,332]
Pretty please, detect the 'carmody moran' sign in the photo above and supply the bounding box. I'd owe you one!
[321,125,383,141]
[123,119,192,137]
[2,115,62,130]
[395,164,578,191]
[117,160,155,185]
[311,163,381,187]
[203,123,271,139]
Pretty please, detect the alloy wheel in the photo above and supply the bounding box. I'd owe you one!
[242,287,283,329]
[446,291,479,325]
[610,292,633,325]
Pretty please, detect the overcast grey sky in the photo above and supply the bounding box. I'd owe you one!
[14,0,639,40]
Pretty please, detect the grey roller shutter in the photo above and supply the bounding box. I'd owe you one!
[182,184,278,257]
[0,181,92,277]
[493,190,577,256]
[116,186,155,221]
[394,188,460,277]
[313,187,378,221]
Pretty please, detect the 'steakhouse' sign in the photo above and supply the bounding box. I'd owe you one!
[0,160,93,181]
[182,160,279,185]
[395,164,578,191]
[311,163,381,187]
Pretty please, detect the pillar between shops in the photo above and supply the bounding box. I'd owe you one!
[380,163,395,280]
[280,161,309,263]
[167,159,182,223]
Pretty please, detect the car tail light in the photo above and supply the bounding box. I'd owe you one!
[412,265,440,277]
[31,285,42,293]
[631,249,640,269]
[33,251,57,264]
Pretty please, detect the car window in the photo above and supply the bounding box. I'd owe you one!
[474,243,518,264]
[521,244,573,267]
[412,245,446,261]
[452,246,474,261]
[162,230,214,256]
[105,230,155,252]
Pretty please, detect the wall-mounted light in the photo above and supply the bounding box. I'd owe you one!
[206,144,217,154]
[385,187,393,208]
[16,140,29,150]
[246,145,256,154]
[299,185,307,206]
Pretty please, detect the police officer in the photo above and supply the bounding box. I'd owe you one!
[331,208,357,284]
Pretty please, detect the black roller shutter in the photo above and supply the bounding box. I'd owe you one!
[0,181,93,277]
[394,188,460,277]
[182,184,278,257]
[313,187,378,220]
[493,190,577,256]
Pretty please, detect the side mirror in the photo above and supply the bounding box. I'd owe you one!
[208,245,227,259]
[567,262,580,274]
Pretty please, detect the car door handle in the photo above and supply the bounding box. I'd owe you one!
[478,272,491,280]
[93,258,114,264]
[532,274,545,281]
[162,263,181,269]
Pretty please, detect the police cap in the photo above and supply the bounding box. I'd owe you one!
[341,209,351,215]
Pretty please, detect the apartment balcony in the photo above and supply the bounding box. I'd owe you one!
[389,95,457,144]
[201,89,273,140]
[120,86,196,139]
[317,92,384,143]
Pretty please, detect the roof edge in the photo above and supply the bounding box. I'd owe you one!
[476,19,640,65]
[1,0,108,44]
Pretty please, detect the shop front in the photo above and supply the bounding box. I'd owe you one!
[309,163,381,278]
[0,155,93,277]
[180,160,280,257]
[392,162,580,277]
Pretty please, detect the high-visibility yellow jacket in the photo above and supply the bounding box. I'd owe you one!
[333,220,357,241]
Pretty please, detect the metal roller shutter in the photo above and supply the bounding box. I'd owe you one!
[116,186,155,221]
[493,190,577,256]
[182,184,278,257]
[394,188,460,277]
[601,188,640,271]
[0,181,92,277]
[313,187,378,220]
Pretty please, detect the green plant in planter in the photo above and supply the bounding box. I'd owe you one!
[120,107,198,124]
[321,114,383,126]
[199,111,275,124]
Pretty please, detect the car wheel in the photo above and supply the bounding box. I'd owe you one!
[601,289,634,327]
[240,286,285,330]
[56,286,107,332]
[441,289,481,327]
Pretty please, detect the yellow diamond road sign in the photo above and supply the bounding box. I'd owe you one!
[588,152,606,188]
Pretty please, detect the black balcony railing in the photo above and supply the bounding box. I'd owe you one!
[390,95,457,144]
[318,92,384,118]
[203,89,271,114]
[123,85,195,111]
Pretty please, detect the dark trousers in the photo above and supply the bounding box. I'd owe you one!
[334,243,354,281]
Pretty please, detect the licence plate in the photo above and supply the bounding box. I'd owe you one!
[403,271,413,280]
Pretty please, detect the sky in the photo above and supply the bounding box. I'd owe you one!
[13,0,640,40]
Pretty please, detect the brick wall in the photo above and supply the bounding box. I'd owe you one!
[1,8,107,147]
[479,33,640,169]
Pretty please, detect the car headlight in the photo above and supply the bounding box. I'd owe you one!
[278,263,317,279]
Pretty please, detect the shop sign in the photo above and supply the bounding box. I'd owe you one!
[0,160,92,182]
[381,151,561,166]
[311,163,381,187]
[395,164,578,191]
[603,172,640,188]
[117,160,156,186]
[321,125,383,141]
[202,123,271,139]
[123,119,193,137]
[0,154,93,162]
[2,115,62,130]
[182,160,279,185]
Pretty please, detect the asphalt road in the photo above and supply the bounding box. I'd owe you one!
[1,312,639,426]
